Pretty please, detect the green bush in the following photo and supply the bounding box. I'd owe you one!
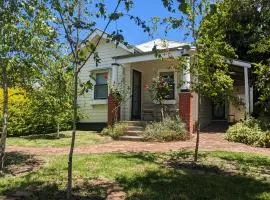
[0,88,72,136]
[225,117,270,148]
[101,122,128,139]
[143,116,188,142]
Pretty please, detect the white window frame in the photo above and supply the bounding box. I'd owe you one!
[89,70,109,105]
[157,69,178,105]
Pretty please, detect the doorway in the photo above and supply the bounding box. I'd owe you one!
[212,101,226,120]
[131,70,142,120]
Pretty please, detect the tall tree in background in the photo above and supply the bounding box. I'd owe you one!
[200,0,270,116]
[0,0,57,172]
[31,55,73,137]
[160,0,236,161]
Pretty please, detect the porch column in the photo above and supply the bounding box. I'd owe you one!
[179,92,193,137]
[181,58,191,91]
[179,57,193,137]
[111,64,118,85]
[108,94,120,126]
[244,67,250,114]
[250,86,253,113]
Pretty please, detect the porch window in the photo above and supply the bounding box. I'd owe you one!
[160,71,175,100]
[94,73,108,99]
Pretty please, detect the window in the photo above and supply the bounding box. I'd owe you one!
[160,71,175,100]
[94,73,108,99]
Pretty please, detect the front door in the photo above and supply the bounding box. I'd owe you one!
[212,102,225,120]
[131,70,142,120]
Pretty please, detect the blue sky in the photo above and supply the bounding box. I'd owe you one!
[95,0,192,45]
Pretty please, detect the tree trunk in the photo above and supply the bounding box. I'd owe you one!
[194,93,201,162]
[0,66,8,173]
[57,122,60,139]
[67,70,78,199]
[160,104,164,121]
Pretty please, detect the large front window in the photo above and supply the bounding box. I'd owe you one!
[94,73,108,99]
[160,71,175,100]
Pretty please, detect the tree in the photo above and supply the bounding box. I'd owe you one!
[31,56,73,137]
[0,0,57,172]
[197,0,270,116]
[51,0,148,198]
[160,0,236,161]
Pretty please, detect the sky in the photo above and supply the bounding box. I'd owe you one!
[94,0,192,45]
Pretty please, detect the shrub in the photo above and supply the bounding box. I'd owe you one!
[101,122,128,139]
[0,88,72,136]
[143,116,188,142]
[225,117,270,148]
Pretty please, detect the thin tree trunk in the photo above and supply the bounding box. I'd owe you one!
[57,122,60,139]
[0,66,8,173]
[160,104,164,121]
[194,93,201,162]
[67,70,78,199]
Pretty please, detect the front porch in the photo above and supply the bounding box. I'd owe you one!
[108,50,252,135]
[121,60,182,121]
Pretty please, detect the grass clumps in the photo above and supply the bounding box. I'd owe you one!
[143,116,188,142]
[101,122,128,139]
[225,117,270,148]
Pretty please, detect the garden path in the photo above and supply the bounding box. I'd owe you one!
[7,132,270,156]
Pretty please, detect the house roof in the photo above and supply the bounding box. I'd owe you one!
[82,28,142,53]
[85,28,251,68]
[136,39,191,52]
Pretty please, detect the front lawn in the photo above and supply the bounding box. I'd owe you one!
[0,151,269,199]
[7,131,111,147]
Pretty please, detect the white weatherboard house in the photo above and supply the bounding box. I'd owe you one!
[77,29,253,134]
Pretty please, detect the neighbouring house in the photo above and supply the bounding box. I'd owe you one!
[77,29,253,134]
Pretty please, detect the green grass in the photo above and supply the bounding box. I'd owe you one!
[7,131,111,147]
[0,151,269,199]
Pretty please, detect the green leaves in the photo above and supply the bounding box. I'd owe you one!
[109,12,123,21]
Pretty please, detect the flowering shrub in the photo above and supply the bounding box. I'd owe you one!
[146,77,170,120]
[146,77,170,105]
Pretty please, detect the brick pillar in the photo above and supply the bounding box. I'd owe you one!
[108,94,120,126]
[179,92,193,136]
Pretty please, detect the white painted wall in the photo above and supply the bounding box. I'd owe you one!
[78,38,131,123]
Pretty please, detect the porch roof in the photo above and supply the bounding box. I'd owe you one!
[113,47,188,64]
[113,47,251,68]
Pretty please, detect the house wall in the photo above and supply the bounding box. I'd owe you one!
[78,39,131,123]
[200,97,212,128]
[121,60,182,121]
[229,85,245,121]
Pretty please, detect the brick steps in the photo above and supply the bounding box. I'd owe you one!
[118,121,146,141]
[118,135,144,141]
[125,130,144,136]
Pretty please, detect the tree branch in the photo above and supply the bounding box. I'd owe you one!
[77,0,122,74]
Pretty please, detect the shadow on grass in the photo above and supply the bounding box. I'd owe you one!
[1,151,270,200]
[17,133,70,140]
[3,152,43,176]
[2,180,106,200]
[117,167,270,200]
[116,151,270,200]
[114,152,159,163]
[212,152,270,168]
